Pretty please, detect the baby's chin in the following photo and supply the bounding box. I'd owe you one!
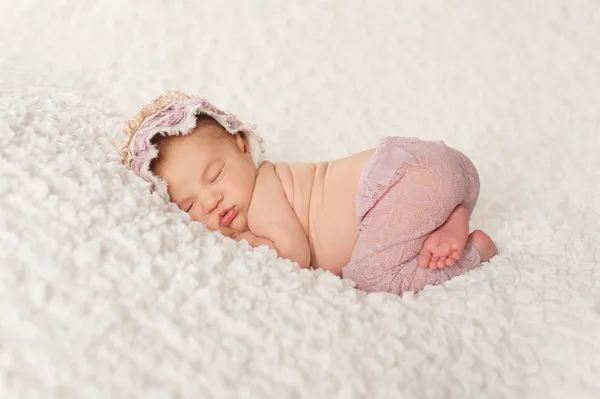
[231,218,249,233]
[220,215,248,236]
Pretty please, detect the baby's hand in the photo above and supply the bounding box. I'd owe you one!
[231,231,277,251]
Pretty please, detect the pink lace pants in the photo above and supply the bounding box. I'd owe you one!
[342,136,481,295]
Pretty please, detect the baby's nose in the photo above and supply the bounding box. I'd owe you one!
[203,193,221,214]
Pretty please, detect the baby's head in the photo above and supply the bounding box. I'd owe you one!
[120,91,265,235]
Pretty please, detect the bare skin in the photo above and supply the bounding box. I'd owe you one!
[418,205,498,269]
[153,123,498,277]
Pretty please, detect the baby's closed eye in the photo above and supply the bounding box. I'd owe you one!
[211,166,223,183]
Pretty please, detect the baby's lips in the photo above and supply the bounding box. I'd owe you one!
[218,207,237,227]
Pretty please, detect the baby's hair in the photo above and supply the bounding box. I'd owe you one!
[147,134,170,175]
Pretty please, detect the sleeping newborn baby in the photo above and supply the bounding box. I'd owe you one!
[121,91,498,295]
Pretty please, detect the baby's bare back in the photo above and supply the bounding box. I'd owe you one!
[274,148,375,275]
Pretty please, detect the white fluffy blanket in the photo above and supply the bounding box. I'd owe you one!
[1,1,599,397]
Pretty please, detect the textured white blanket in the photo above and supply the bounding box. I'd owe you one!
[1,0,599,398]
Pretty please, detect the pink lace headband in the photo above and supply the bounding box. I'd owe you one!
[120,91,265,201]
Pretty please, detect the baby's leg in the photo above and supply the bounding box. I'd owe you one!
[343,138,493,295]
[417,145,481,268]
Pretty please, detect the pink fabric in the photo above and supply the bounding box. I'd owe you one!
[342,136,481,295]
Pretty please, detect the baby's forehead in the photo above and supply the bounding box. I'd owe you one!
[163,126,233,158]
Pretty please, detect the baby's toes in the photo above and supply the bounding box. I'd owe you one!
[436,257,447,269]
[429,255,440,268]
[445,257,457,267]
[450,247,463,260]
[418,250,432,268]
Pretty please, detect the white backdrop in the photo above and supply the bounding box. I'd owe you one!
[1,0,599,398]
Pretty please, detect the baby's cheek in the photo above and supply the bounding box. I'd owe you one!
[189,212,206,226]
[189,212,217,231]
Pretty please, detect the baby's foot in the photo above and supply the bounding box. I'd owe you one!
[467,230,498,262]
[418,205,469,269]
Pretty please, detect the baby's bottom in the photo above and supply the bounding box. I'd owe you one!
[342,137,481,295]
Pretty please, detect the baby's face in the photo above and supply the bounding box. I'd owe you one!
[154,124,257,236]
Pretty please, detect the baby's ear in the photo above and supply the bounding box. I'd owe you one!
[234,133,250,153]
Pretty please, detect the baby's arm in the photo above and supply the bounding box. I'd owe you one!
[231,231,276,251]
[247,162,311,269]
